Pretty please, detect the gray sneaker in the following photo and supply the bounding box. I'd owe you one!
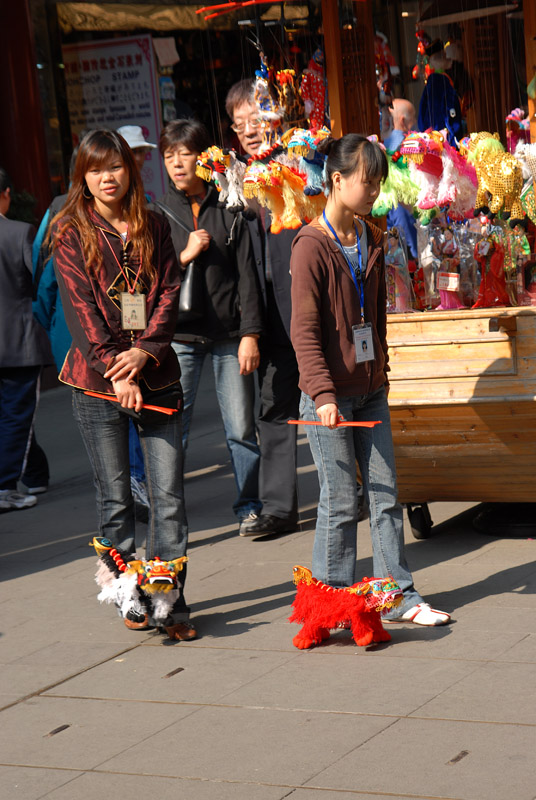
[0,489,37,511]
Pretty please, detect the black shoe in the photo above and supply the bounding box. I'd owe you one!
[239,513,296,537]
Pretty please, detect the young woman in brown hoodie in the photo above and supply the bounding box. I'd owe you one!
[290,134,450,626]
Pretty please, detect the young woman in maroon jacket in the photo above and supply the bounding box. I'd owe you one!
[290,134,450,626]
[51,129,196,640]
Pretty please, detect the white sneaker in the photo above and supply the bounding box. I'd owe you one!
[0,490,37,511]
[384,602,451,626]
[238,511,259,536]
[130,477,149,509]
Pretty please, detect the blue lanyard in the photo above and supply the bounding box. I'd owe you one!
[323,210,365,322]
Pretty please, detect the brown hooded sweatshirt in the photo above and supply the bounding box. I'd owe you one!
[290,217,389,410]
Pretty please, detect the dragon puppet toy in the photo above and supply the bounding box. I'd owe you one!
[90,536,188,638]
[289,566,403,649]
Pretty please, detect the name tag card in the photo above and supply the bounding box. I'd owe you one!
[121,293,147,330]
[353,323,375,363]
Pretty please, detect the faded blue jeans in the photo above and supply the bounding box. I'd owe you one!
[300,387,422,616]
[72,390,189,620]
[172,339,261,521]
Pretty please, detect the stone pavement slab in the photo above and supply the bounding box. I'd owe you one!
[0,696,200,770]
[41,772,291,800]
[306,716,536,800]
[98,705,394,785]
[44,645,298,704]
[0,767,84,800]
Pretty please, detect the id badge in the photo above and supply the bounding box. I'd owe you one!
[120,292,147,330]
[353,323,375,363]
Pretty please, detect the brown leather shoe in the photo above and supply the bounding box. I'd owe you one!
[164,621,198,641]
[124,613,150,630]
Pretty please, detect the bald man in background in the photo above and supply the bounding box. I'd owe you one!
[383,98,418,260]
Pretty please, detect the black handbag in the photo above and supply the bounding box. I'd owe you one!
[153,200,204,322]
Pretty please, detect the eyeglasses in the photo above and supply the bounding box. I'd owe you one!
[231,117,262,135]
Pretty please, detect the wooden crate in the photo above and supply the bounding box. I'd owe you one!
[386,307,536,503]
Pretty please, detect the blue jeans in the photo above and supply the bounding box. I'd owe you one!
[300,387,422,616]
[128,419,145,482]
[172,339,261,520]
[72,391,189,619]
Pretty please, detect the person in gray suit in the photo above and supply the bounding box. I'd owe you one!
[0,168,51,511]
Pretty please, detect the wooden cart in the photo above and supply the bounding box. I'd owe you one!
[386,307,536,536]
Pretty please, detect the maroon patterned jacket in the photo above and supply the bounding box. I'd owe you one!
[54,208,181,395]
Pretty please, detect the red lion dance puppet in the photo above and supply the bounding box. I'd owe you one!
[289,566,403,649]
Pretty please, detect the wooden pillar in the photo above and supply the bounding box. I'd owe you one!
[322,0,345,137]
[322,0,379,138]
[0,0,51,216]
[525,0,536,144]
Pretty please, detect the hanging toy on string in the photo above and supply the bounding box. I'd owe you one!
[274,69,306,130]
[372,148,419,218]
[385,227,415,313]
[437,140,477,220]
[465,131,526,228]
[412,29,432,82]
[280,126,331,219]
[300,48,327,133]
[196,146,248,213]
[417,39,463,145]
[243,155,286,233]
[254,53,284,152]
[505,108,531,154]
[399,130,445,223]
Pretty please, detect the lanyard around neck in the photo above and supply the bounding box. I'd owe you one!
[102,229,143,295]
[323,210,365,322]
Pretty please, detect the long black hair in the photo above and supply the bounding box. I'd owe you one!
[318,134,388,193]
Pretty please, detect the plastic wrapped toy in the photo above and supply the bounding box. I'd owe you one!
[385,227,415,312]
[434,226,465,310]
[472,235,510,308]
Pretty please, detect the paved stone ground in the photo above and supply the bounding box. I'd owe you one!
[1,366,535,799]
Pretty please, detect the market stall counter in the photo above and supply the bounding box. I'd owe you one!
[386,306,536,536]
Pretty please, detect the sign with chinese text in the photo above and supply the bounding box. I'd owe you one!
[62,35,165,201]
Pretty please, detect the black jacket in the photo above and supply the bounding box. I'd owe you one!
[150,183,263,343]
[246,209,299,342]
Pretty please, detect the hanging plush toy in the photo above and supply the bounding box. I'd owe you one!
[196,146,248,212]
[243,155,286,233]
[90,536,188,637]
[466,131,525,228]
[399,130,444,221]
[288,566,403,650]
[437,140,477,220]
[372,149,419,217]
[300,48,327,133]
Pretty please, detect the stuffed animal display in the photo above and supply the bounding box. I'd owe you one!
[289,566,403,649]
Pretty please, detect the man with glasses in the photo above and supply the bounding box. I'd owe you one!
[226,80,301,538]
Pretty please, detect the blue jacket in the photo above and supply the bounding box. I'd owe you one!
[33,256,71,371]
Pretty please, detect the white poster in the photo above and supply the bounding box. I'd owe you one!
[62,34,166,201]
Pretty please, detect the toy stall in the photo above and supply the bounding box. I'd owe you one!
[195,0,536,536]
